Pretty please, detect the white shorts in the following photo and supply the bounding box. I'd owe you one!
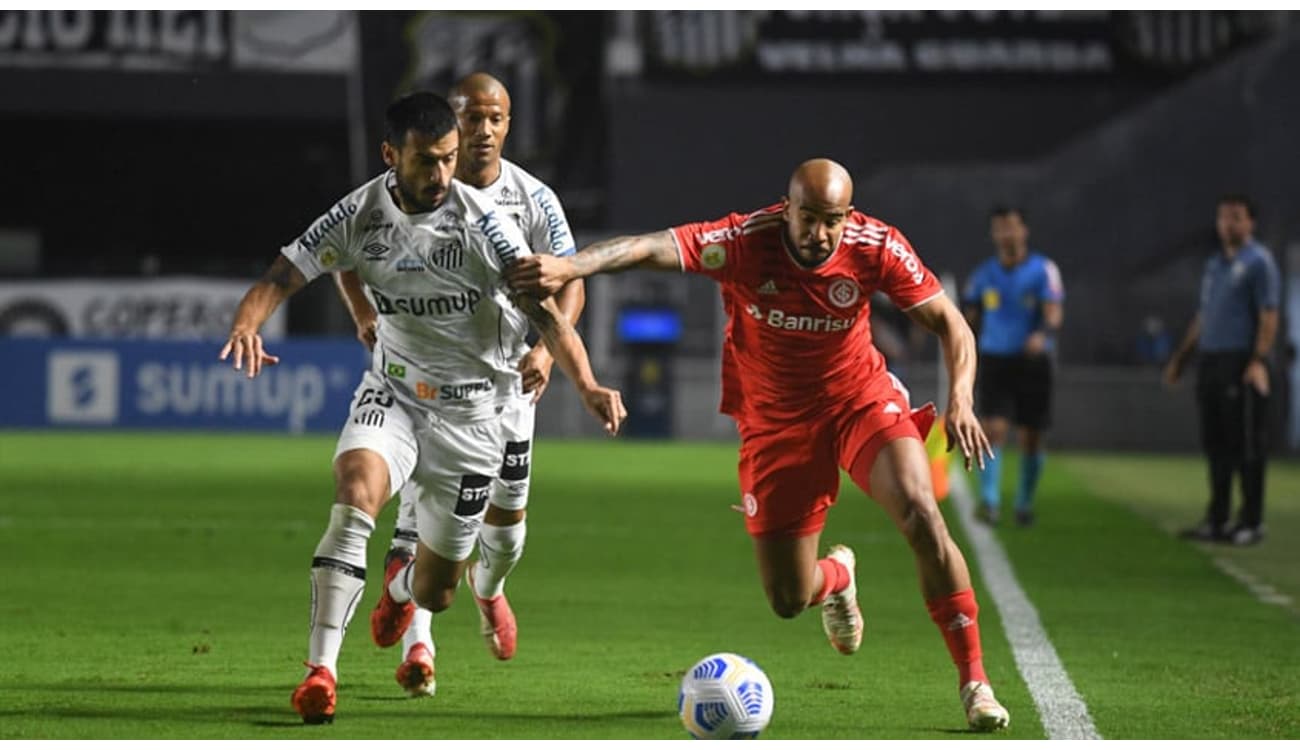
[394,394,535,540]
[335,370,508,562]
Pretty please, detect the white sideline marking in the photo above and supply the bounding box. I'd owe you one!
[948,467,1102,740]
[1211,557,1298,613]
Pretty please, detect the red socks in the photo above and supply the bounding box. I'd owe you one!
[811,556,851,605]
[926,588,988,686]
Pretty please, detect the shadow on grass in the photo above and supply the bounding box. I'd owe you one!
[0,682,674,731]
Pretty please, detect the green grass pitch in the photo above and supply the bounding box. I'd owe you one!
[0,432,1296,739]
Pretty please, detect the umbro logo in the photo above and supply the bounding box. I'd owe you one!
[757,280,779,295]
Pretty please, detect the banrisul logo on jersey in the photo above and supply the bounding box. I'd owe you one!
[298,201,358,253]
[475,210,522,266]
[745,304,857,333]
[371,289,481,317]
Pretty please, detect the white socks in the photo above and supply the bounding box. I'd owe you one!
[308,504,375,677]
[472,520,526,599]
[403,608,435,656]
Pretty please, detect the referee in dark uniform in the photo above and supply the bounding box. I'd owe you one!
[1164,194,1280,546]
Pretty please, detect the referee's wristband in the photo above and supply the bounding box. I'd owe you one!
[1249,352,1270,364]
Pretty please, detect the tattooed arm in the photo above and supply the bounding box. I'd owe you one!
[515,292,626,435]
[220,255,308,377]
[504,230,680,297]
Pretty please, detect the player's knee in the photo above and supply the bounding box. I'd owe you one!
[484,503,526,527]
[899,498,948,555]
[766,588,810,619]
[334,475,385,515]
[411,579,456,613]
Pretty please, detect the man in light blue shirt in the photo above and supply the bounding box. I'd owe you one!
[962,206,1065,527]
[1165,194,1280,546]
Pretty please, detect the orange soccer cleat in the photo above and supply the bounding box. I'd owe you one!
[370,549,415,648]
[395,642,437,697]
[291,662,336,725]
[467,564,518,660]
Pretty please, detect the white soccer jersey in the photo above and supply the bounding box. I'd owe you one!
[477,159,578,368]
[479,158,576,260]
[282,172,533,420]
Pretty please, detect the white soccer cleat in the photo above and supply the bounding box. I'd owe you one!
[820,544,864,655]
[961,680,1010,732]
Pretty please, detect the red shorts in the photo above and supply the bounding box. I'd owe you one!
[735,395,935,539]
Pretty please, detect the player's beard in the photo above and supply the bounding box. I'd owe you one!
[799,244,831,264]
[396,177,445,214]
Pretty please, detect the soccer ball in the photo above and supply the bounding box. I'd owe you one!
[677,652,774,739]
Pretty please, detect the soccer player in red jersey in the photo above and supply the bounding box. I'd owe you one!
[505,159,1010,731]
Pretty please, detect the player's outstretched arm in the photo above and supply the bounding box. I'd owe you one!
[220,255,308,378]
[515,292,627,435]
[906,293,993,470]
[505,230,679,297]
[333,270,378,351]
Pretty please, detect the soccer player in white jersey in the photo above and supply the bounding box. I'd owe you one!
[331,73,584,696]
[218,91,625,725]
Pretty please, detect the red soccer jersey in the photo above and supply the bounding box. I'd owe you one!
[672,203,944,426]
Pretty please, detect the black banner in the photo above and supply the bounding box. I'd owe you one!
[0,10,228,71]
[642,10,1283,80]
[0,10,357,74]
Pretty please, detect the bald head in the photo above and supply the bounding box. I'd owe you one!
[782,158,855,266]
[448,72,511,114]
[448,73,512,185]
[788,158,853,208]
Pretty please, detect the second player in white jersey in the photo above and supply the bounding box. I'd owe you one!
[220,91,623,724]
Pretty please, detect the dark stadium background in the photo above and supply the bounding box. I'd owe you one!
[2,10,1296,450]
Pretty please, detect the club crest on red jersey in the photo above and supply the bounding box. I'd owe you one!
[828,278,860,308]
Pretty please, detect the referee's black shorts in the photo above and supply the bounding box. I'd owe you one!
[976,353,1054,430]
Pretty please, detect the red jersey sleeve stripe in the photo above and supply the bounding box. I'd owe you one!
[667,229,687,272]
[899,288,946,312]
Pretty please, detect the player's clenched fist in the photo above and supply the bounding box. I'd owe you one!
[580,386,628,436]
[505,255,574,298]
